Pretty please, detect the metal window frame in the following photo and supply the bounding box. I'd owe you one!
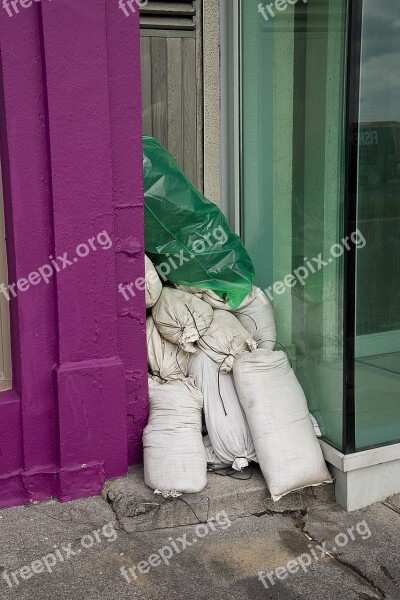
[220,0,241,234]
[343,0,400,454]
[342,0,363,454]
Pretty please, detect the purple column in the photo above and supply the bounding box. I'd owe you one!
[0,5,59,506]
[0,0,147,508]
[40,0,128,500]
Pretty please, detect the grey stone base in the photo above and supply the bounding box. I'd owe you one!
[321,440,400,511]
[102,464,335,533]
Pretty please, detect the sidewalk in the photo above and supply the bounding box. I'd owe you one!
[0,471,399,599]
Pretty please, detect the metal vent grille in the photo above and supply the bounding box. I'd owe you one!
[140,1,196,31]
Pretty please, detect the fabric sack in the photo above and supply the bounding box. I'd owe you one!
[233,349,332,501]
[197,310,256,373]
[152,287,213,353]
[176,285,253,310]
[146,315,189,380]
[189,350,256,470]
[143,377,207,494]
[201,287,257,311]
[235,287,277,350]
[145,255,162,309]
[203,434,225,469]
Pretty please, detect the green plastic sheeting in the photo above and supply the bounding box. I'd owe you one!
[143,135,255,310]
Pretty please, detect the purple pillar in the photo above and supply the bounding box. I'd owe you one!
[0,0,147,508]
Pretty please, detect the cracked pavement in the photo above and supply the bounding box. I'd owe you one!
[0,489,400,599]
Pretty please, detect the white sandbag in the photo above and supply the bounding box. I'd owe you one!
[311,414,322,438]
[203,434,226,468]
[143,377,207,494]
[201,287,257,311]
[233,349,332,501]
[174,284,204,299]
[235,287,276,350]
[200,289,235,310]
[145,255,162,309]
[146,316,189,380]
[197,310,256,373]
[152,287,213,353]
[189,351,256,471]
[177,285,259,315]
[176,286,247,309]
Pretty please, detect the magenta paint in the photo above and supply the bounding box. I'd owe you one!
[105,0,148,465]
[0,0,147,509]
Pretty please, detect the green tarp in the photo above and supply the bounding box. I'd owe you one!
[143,135,255,310]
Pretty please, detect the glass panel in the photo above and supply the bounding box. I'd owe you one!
[354,0,400,449]
[240,0,348,448]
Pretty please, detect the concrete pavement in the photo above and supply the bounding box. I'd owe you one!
[0,477,400,599]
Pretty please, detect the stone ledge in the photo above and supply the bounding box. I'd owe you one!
[102,464,335,533]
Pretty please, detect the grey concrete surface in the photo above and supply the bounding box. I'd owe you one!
[102,464,336,532]
[0,486,399,600]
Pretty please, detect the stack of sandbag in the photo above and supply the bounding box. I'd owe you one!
[233,349,332,501]
[144,261,329,498]
[143,376,207,494]
[188,350,257,471]
[145,255,162,308]
[152,287,214,353]
[144,279,211,493]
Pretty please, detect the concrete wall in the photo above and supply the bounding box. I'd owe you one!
[203,0,222,206]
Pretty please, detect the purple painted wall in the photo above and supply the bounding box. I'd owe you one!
[0,0,147,508]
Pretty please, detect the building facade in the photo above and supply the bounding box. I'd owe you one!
[0,0,399,511]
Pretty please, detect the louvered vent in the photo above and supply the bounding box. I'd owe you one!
[140,1,196,31]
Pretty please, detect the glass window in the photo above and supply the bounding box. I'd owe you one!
[354,0,400,449]
[240,0,348,448]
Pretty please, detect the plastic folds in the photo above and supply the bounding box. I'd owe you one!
[143,135,255,310]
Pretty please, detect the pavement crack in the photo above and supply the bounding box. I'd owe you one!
[299,516,385,600]
[382,501,400,517]
[334,557,386,599]
[252,508,307,521]
[205,495,211,522]
[380,565,399,588]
